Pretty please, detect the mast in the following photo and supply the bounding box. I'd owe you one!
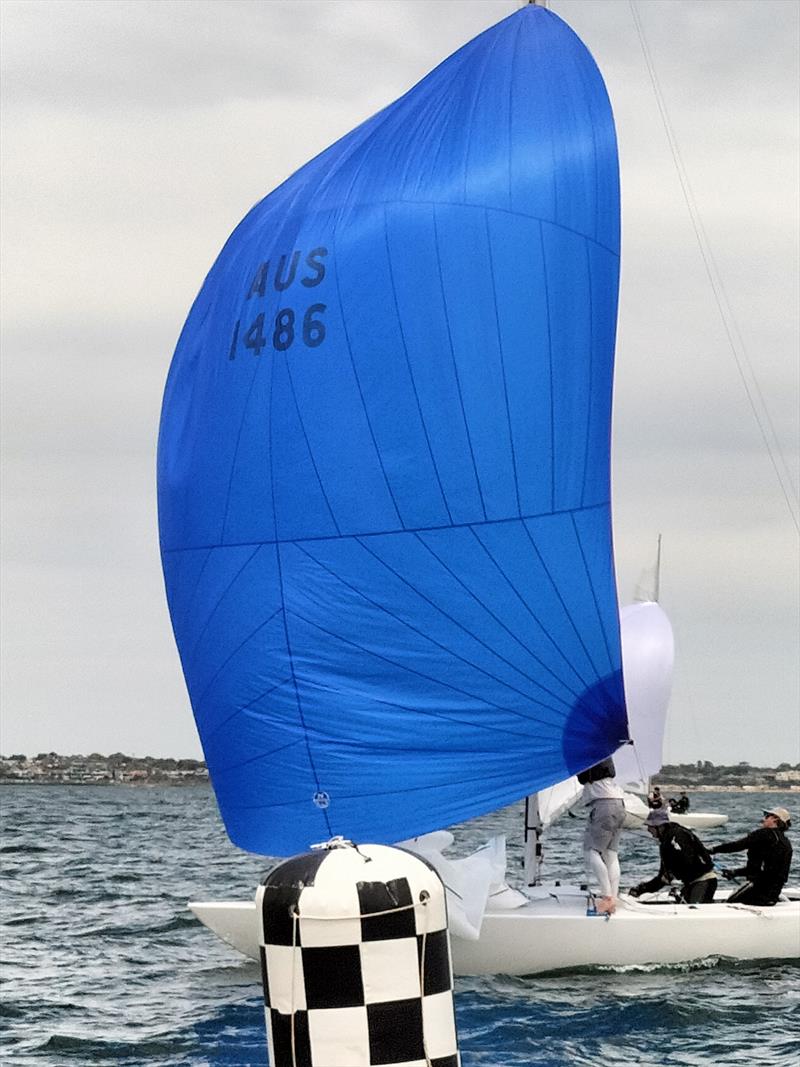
[523,794,544,886]
[654,532,662,603]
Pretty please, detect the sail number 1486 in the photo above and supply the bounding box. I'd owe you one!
[228,246,329,360]
[228,304,326,358]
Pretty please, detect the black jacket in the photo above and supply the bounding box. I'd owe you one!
[710,828,792,902]
[640,823,714,893]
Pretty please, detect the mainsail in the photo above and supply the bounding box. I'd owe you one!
[157,6,627,856]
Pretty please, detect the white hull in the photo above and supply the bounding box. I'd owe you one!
[670,812,728,829]
[622,806,729,830]
[189,885,800,976]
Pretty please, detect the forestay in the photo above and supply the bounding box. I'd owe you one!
[157,6,628,856]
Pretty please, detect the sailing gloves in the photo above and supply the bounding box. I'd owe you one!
[719,867,741,881]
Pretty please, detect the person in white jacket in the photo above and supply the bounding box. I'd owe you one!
[579,757,626,914]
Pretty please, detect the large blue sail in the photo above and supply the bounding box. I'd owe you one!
[158,6,627,856]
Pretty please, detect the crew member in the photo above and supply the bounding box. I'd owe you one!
[669,791,690,814]
[709,806,793,906]
[579,757,626,915]
[629,807,717,903]
[647,786,664,809]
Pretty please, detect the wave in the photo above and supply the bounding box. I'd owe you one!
[38,1032,190,1060]
[75,913,199,940]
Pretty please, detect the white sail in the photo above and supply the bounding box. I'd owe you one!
[533,600,674,829]
[614,600,674,788]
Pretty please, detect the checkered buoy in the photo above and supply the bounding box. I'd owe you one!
[257,837,461,1067]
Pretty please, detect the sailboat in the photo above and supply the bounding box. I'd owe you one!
[158,6,799,974]
[524,537,726,885]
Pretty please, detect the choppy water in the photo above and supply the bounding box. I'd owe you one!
[1,785,798,1066]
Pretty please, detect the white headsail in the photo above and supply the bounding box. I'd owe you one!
[525,598,674,882]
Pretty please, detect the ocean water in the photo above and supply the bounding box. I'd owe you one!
[1,785,798,1066]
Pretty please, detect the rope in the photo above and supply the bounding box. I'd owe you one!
[290,907,299,1067]
[417,891,434,1067]
[629,0,799,534]
[287,898,424,922]
[724,902,769,917]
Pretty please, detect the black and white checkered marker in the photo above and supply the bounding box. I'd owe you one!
[257,839,460,1067]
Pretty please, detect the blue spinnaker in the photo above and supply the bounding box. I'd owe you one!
[158,6,627,856]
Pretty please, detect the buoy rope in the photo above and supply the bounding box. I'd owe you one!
[287,898,425,921]
[290,908,300,1067]
[417,890,434,1067]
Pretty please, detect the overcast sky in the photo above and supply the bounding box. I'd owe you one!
[1,0,798,767]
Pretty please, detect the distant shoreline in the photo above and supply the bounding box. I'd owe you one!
[1,780,796,794]
[657,783,799,794]
[0,779,210,787]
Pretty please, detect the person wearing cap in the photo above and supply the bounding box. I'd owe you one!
[708,807,793,906]
[647,786,664,810]
[578,756,626,915]
[669,791,690,814]
[628,807,717,903]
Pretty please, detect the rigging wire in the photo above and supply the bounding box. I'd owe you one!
[629,0,800,535]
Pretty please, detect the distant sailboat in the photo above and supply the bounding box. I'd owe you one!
[158,5,797,974]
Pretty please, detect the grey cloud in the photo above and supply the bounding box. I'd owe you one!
[1,0,797,764]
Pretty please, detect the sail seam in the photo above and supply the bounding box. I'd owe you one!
[461,28,503,202]
[580,237,594,510]
[171,546,213,643]
[432,204,488,522]
[291,539,569,717]
[252,197,619,259]
[571,35,601,246]
[211,737,304,778]
[484,209,522,518]
[190,606,285,716]
[267,346,332,838]
[354,534,576,710]
[519,518,604,684]
[331,221,405,529]
[218,683,553,782]
[506,14,524,214]
[288,599,568,734]
[538,220,556,514]
[282,357,342,536]
[185,544,263,666]
[308,684,541,741]
[569,512,615,675]
[223,764,550,813]
[203,676,294,743]
[413,530,585,701]
[464,525,593,694]
[382,204,453,524]
[160,504,610,555]
[218,189,308,544]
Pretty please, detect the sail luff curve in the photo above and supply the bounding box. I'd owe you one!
[158,6,627,856]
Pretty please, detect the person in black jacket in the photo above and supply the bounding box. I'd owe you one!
[709,806,793,906]
[628,806,717,903]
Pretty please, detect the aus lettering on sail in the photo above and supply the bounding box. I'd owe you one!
[228,247,328,360]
